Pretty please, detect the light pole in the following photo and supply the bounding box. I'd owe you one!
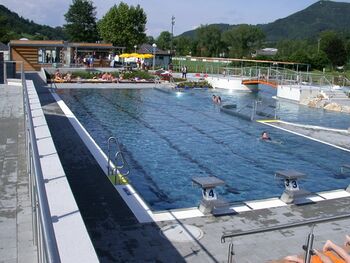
[134,45,137,53]
[171,15,175,53]
[152,43,157,70]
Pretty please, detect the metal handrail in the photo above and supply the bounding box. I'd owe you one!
[107,137,130,178]
[114,151,130,176]
[304,225,315,263]
[221,212,350,243]
[14,61,61,262]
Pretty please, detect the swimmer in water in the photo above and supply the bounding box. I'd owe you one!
[261,131,271,141]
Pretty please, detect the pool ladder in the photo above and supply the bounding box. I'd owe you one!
[107,137,130,185]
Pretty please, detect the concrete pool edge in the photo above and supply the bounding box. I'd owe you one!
[51,89,350,223]
[26,81,99,262]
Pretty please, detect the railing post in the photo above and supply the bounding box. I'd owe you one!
[4,60,7,84]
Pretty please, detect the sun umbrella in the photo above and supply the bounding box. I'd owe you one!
[128,53,140,58]
[119,53,131,58]
[137,53,154,59]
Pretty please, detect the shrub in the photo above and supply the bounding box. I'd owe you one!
[176,81,212,89]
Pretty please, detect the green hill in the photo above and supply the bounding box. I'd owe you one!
[178,0,350,42]
[181,23,232,38]
[0,4,66,43]
[260,0,350,41]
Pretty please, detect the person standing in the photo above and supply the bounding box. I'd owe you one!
[184,66,188,79]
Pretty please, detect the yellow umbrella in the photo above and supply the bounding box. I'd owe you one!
[128,53,139,58]
[119,53,131,58]
[143,53,154,59]
[136,54,146,59]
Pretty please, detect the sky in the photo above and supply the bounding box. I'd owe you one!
[1,0,350,37]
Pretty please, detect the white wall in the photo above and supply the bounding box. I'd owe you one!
[277,85,321,102]
[206,77,250,91]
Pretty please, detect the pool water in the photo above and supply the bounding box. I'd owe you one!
[58,87,350,211]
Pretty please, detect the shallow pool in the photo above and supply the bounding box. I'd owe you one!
[58,87,350,210]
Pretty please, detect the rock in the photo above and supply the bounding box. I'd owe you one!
[324,103,342,112]
[307,98,325,108]
[342,106,350,113]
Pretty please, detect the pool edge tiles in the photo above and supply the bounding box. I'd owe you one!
[317,189,350,200]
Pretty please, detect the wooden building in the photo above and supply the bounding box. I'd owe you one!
[9,40,124,71]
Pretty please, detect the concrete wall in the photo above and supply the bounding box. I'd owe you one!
[277,85,320,102]
[206,76,250,91]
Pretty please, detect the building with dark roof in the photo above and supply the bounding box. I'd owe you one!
[0,42,10,60]
[137,43,172,69]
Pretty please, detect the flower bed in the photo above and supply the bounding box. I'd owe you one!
[175,81,212,89]
[49,70,156,83]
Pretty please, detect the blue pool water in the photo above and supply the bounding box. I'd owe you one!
[58,87,350,211]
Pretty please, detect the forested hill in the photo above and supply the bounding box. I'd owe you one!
[260,0,350,41]
[178,0,350,42]
[0,5,66,43]
[180,23,232,38]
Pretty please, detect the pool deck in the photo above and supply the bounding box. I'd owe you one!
[0,84,37,263]
[2,74,350,262]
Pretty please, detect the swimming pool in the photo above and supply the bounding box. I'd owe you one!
[58,87,350,211]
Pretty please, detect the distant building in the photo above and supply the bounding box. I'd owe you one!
[137,44,173,69]
[253,48,278,57]
[0,42,10,61]
[9,39,124,71]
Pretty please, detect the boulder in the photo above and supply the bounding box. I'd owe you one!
[324,103,342,112]
[307,98,325,108]
[341,106,350,113]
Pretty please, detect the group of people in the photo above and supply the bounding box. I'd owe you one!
[212,95,222,104]
[277,235,350,263]
[54,69,71,82]
[82,54,94,68]
[101,72,114,81]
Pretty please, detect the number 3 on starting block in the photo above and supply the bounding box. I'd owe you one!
[284,179,299,191]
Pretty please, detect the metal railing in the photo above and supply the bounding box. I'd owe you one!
[4,61,61,263]
[107,137,130,185]
[221,213,350,263]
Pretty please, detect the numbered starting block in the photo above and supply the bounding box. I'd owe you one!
[192,176,225,214]
[275,170,307,204]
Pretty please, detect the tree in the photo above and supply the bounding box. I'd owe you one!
[98,2,147,50]
[311,51,329,70]
[173,36,193,56]
[145,36,155,45]
[64,0,98,42]
[156,31,171,51]
[196,25,222,57]
[320,31,347,67]
[223,25,265,58]
[276,39,313,61]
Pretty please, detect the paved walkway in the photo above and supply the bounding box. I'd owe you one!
[0,84,37,263]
